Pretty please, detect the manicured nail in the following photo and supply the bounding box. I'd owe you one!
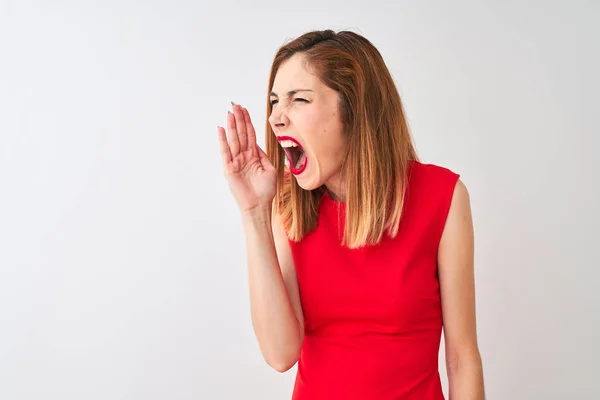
[231,101,235,106]
[227,111,232,114]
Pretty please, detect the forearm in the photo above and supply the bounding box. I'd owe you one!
[447,354,485,400]
[242,206,302,371]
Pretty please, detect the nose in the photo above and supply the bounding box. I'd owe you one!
[269,105,289,131]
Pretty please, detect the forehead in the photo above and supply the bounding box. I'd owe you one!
[271,53,320,94]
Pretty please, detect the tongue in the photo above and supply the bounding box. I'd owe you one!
[295,152,307,169]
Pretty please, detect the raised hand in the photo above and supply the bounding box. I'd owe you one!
[218,103,277,213]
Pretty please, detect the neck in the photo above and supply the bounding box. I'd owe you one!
[324,170,346,202]
[325,185,345,202]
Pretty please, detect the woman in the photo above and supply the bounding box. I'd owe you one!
[217,29,484,400]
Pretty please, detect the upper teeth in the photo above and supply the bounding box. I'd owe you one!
[279,140,299,148]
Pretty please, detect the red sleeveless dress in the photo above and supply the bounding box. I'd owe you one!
[288,161,460,400]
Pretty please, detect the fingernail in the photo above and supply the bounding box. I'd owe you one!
[231,101,235,106]
[227,111,232,114]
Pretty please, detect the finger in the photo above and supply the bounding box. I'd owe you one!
[242,107,257,151]
[217,126,232,166]
[226,111,240,156]
[232,103,248,152]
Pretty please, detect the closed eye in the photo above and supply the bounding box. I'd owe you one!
[270,98,309,106]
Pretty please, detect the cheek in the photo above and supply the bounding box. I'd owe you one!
[296,113,320,148]
[299,112,318,132]
[321,118,345,152]
[299,111,345,160]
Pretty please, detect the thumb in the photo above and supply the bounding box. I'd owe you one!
[256,144,275,171]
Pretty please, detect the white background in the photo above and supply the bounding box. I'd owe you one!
[1,0,598,399]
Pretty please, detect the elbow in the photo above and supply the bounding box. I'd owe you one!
[268,357,298,373]
[264,346,301,373]
[258,322,304,373]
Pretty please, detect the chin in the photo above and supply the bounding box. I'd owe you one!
[292,170,324,191]
[295,180,320,191]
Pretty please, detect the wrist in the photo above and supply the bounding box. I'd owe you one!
[241,203,273,224]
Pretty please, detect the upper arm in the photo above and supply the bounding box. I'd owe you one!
[272,211,305,337]
[438,179,481,367]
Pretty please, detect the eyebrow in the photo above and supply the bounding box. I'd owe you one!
[269,89,314,97]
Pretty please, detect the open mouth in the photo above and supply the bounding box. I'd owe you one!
[278,136,308,174]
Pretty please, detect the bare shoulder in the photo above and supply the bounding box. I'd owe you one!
[440,178,473,253]
[451,178,471,211]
